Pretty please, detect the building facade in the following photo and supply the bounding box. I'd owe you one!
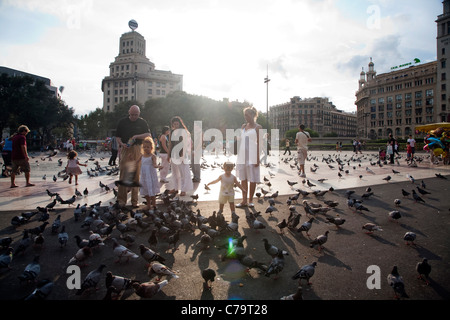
[436,0,450,122]
[269,96,357,138]
[355,59,437,140]
[101,29,183,112]
[355,1,450,140]
[0,66,62,99]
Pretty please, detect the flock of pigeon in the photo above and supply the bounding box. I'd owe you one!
[0,149,448,300]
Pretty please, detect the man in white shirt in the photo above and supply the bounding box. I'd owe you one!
[295,124,312,178]
[407,135,416,156]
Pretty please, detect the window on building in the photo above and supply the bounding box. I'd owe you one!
[396,94,402,101]
[405,93,412,100]
[415,91,422,99]
[442,73,446,81]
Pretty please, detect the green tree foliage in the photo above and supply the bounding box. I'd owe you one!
[0,73,75,145]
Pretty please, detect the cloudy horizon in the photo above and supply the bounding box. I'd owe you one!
[0,0,442,116]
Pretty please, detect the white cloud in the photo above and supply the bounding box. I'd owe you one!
[0,0,441,115]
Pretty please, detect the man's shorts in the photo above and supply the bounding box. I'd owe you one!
[297,149,308,165]
[11,159,30,173]
[219,194,235,204]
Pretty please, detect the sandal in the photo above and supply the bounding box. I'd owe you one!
[236,203,248,208]
[248,203,254,208]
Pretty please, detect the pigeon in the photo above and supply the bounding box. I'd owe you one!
[287,180,298,187]
[112,238,139,263]
[0,237,12,249]
[264,251,285,279]
[297,218,314,236]
[388,210,402,222]
[401,189,410,197]
[292,261,317,285]
[387,266,409,299]
[18,255,40,283]
[406,174,415,184]
[83,188,89,196]
[132,280,169,299]
[394,199,401,207]
[435,173,447,179]
[310,231,329,252]
[139,244,166,265]
[168,230,181,250]
[354,202,370,213]
[24,279,54,300]
[403,232,417,245]
[416,186,431,196]
[0,247,13,271]
[68,246,93,266]
[201,268,216,289]
[326,217,346,228]
[412,190,425,203]
[262,238,289,258]
[148,262,179,280]
[51,215,61,234]
[382,175,392,182]
[276,219,287,234]
[392,169,400,174]
[416,258,431,285]
[239,255,268,273]
[33,233,45,249]
[265,205,278,216]
[105,271,140,294]
[280,287,303,300]
[58,226,69,248]
[14,230,32,256]
[361,192,374,199]
[76,264,107,295]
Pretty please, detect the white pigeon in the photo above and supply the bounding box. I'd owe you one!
[366,167,375,174]
[148,262,179,280]
[112,238,138,263]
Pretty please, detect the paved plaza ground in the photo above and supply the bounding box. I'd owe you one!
[0,149,449,302]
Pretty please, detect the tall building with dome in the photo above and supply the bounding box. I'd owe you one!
[101,21,183,112]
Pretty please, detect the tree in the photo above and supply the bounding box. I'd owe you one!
[0,73,75,146]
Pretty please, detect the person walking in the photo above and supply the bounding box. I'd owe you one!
[295,124,312,178]
[115,105,151,208]
[140,137,162,211]
[66,150,87,185]
[1,136,13,177]
[158,126,171,183]
[108,136,119,166]
[10,125,34,188]
[284,138,291,155]
[236,106,261,208]
[168,116,193,197]
[407,134,416,157]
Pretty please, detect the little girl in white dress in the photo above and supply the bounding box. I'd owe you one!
[140,137,162,210]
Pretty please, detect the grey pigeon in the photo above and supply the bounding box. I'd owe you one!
[387,266,409,299]
[310,231,329,252]
[326,217,346,228]
[362,223,383,234]
[403,232,416,245]
[76,264,106,295]
[105,271,140,294]
[388,210,402,222]
[18,255,40,283]
[412,190,425,203]
[24,279,54,300]
[58,226,69,247]
[292,261,317,285]
[139,244,165,265]
[416,258,431,285]
[239,255,268,273]
[297,218,314,236]
[262,238,288,258]
[264,251,285,279]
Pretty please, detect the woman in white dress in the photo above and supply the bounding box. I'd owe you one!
[168,116,193,197]
[236,106,262,208]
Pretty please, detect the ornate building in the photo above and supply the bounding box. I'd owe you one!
[269,96,357,138]
[355,1,450,140]
[355,59,437,139]
[101,22,183,112]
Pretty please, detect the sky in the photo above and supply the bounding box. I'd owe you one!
[0,0,443,116]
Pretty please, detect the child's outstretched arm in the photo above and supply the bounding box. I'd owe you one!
[206,176,221,186]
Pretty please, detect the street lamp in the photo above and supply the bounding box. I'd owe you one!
[264,66,270,127]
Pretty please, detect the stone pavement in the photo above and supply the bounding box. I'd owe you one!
[0,149,449,302]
